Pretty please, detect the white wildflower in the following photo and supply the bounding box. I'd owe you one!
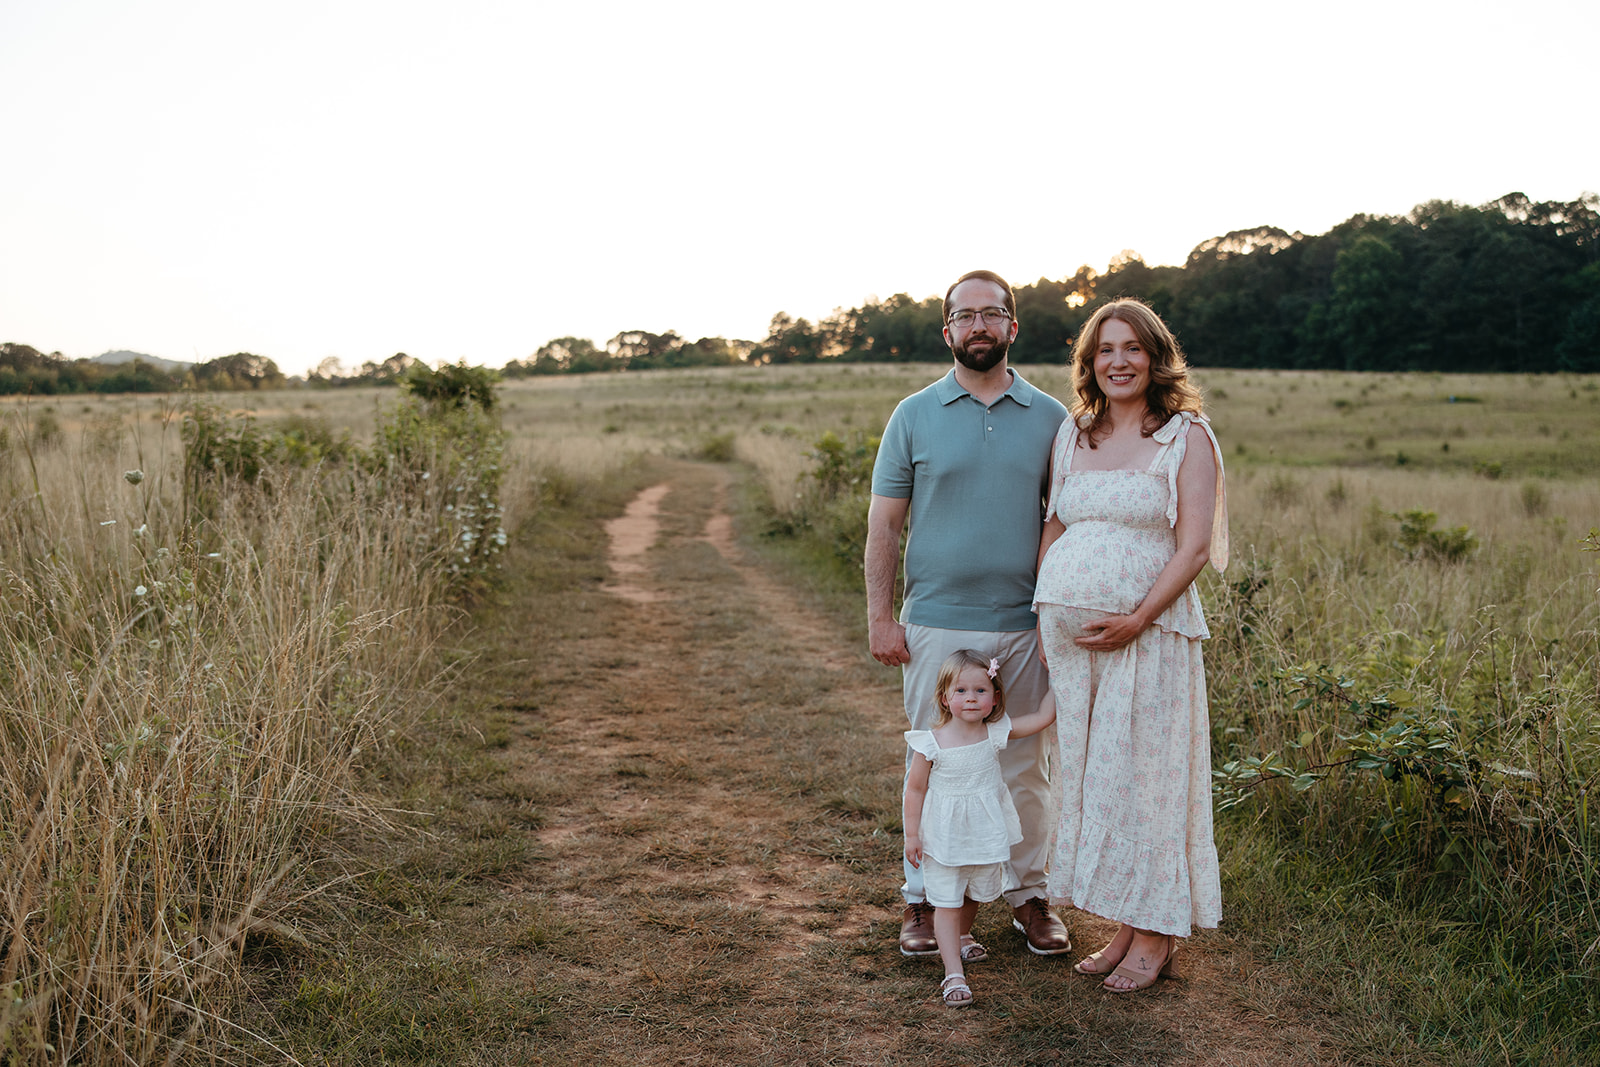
[134,585,148,597]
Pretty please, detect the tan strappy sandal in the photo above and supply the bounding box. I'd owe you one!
[1103,935,1178,994]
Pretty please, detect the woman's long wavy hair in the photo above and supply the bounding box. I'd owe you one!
[1071,298,1204,447]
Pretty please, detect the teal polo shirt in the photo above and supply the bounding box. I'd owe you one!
[871,368,1068,632]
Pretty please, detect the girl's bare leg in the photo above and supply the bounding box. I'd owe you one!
[933,906,967,982]
[933,898,981,1004]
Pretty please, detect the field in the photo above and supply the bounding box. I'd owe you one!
[1,365,1597,1064]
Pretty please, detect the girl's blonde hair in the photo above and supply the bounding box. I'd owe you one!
[933,649,1007,727]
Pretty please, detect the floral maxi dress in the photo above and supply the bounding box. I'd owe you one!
[1033,412,1228,936]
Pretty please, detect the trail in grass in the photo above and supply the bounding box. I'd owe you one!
[501,459,1361,1066]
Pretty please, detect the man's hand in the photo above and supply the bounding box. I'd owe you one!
[870,617,910,667]
[864,493,910,667]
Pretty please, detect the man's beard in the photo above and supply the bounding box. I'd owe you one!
[953,332,1010,373]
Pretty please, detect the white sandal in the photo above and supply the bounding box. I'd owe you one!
[959,935,988,962]
[940,973,973,1008]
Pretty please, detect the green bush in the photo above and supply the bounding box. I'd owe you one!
[806,430,878,500]
[365,396,509,595]
[770,431,879,567]
[400,361,499,413]
[1392,508,1477,561]
[182,404,270,519]
[696,432,736,462]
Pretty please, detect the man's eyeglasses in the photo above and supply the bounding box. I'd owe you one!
[947,308,1012,329]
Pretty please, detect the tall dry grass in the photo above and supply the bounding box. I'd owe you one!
[0,401,455,1062]
[1194,463,1600,1060]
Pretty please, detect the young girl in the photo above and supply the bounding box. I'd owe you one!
[903,649,1058,1007]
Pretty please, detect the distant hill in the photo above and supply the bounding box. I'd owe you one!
[92,350,192,373]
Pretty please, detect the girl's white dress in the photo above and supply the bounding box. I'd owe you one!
[1033,411,1228,937]
[904,715,1023,868]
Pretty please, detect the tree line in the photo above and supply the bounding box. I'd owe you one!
[750,192,1597,374]
[0,349,293,396]
[0,348,453,396]
[6,191,1595,394]
[508,191,1596,376]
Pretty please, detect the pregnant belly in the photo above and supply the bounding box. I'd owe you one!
[1037,538,1162,615]
[1041,604,1119,628]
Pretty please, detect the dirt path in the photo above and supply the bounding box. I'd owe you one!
[503,460,1349,1066]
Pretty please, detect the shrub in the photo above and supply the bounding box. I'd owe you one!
[806,430,878,501]
[1392,508,1477,561]
[31,408,61,448]
[182,403,271,519]
[696,432,736,462]
[400,361,499,413]
[365,396,509,595]
[1213,662,1600,981]
[761,430,880,570]
[1519,481,1550,517]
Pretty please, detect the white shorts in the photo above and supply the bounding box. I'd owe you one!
[921,856,1011,909]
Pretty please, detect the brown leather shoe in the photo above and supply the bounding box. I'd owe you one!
[899,902,938,956]
[1012,897,1072,955]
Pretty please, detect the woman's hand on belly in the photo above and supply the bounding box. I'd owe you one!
[1074,612,1147,652]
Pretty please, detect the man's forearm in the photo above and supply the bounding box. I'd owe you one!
[864,524,900,622]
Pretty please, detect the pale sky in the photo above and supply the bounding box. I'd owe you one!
[3,0,1595,376]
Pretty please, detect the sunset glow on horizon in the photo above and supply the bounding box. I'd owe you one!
[2,0,1595,375]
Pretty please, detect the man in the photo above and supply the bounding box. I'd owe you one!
[866,269,1073,958]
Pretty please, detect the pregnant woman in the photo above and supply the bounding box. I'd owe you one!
[1034,298,1229,993]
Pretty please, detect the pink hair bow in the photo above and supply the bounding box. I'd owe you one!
[987,658,999,679]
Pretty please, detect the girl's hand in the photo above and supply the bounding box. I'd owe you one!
[1075,613,1145,652]
[904,836,922,869]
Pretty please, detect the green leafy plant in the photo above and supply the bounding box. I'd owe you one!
[366,395,509,595]
[1214,666,1476,812]
[1391,508,1477,561]
[806,430,878,501]
[774,430,880,566]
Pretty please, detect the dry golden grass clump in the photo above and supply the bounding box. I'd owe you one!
[0,397,457,1062]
